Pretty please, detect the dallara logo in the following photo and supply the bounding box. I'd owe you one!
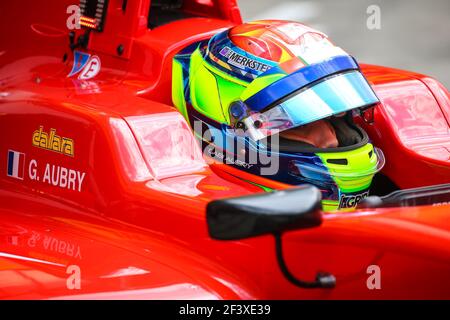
[32,126,74,157]
[338,191,370,209]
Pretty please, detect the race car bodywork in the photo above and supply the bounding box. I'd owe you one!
[0,0,449,299]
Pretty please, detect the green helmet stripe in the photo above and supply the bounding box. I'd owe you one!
[317,143,378,193]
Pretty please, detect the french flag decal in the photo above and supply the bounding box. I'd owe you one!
[7,150,25,180]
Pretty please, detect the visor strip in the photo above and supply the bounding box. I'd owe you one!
[244,55,359,111]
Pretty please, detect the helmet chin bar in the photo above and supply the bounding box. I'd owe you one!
[274,232,336,289]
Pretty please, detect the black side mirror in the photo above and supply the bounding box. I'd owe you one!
[207,185,335,289]
[207,185,323,240]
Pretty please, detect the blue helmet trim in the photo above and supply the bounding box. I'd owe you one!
[243,55,360,111]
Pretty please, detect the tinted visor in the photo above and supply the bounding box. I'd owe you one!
[242,71,379,140]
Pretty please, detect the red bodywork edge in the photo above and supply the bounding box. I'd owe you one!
[0,0,449,299]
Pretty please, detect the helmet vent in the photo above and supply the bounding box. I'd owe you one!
[326,158,348,165]
[368,150,373,158]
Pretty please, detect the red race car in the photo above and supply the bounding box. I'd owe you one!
[0,0,449,299]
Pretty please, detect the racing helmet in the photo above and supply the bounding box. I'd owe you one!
[172,20,385,211]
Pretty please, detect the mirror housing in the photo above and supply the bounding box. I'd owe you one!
[207,185,323,240]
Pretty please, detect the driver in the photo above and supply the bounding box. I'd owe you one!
[172,20,385,211]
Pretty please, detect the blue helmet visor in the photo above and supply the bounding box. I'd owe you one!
[242,71,379,140]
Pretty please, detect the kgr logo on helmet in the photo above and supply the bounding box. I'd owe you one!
[339,191,370,209]
[219,47,271,73]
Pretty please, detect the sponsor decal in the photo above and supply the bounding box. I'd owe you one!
[338,190,370,209]
[29,159,86,192]
[205,146,253,169]
[7,150,25,180]
[68,50,101,80]
[78,55,100,80]
[219,46,271,73]
[32,126,74,157]
[6,150,86,193]
[68,51,90,77]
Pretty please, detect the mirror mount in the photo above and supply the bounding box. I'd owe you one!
[274,232,336,289]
